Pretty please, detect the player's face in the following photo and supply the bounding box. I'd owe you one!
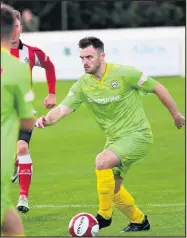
[11,18,22,46]
[80,46,105,74]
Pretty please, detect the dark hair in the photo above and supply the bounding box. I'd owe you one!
[1,3,15,41]
[78,37,104,51]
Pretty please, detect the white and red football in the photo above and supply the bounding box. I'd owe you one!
[68,213,99,237]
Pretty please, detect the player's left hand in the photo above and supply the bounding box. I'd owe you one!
[173,113,185,129]
[44,94,56,109]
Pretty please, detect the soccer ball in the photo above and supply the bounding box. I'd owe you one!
[68,213,99,237]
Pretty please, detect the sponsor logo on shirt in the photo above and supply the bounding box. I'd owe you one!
[111,81,119,89]
[88,95,121,104]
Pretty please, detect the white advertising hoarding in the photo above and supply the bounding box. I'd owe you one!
[105,39,180,76]
[21,27,184,81]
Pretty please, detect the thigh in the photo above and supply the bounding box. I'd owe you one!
[105,133,152,178]
[18,129,33,145]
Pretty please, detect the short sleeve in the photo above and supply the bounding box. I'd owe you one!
[14,64,34,118]
[61,82,83,110]
[122,66,158,94]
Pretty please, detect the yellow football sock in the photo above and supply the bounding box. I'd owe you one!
[96,169,115,220]
[113,186,144,223]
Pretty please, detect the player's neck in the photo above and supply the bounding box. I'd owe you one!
[11,40,19,49]
[93,62,107,81]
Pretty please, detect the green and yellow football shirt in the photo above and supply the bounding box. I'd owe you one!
[61,63,158,140]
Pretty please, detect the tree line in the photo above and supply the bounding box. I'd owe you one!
[6,0,186,31]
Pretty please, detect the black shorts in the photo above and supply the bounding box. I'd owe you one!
[18,129,33,144]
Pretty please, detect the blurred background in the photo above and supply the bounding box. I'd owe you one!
[3,0,186,80]
[2,0,186,32]
[6,1,185,236]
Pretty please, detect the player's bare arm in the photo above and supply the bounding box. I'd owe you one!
[36,105,73,128]
[153,83,185,129]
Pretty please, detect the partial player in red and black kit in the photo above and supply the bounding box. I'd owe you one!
[10,9,56,213]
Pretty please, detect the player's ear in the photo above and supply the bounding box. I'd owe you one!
[100,52,105,59]
[20,24,23,33]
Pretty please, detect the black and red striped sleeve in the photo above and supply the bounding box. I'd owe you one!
[32,46,56,94]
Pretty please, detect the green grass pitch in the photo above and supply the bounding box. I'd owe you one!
[10,76,185,236]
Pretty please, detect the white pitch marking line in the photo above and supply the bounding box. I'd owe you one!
[31,203,185,209]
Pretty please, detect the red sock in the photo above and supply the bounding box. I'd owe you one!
[18,155,33,198]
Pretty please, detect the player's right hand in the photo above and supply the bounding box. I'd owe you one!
[173,113,185,129]
[35,116,47,128]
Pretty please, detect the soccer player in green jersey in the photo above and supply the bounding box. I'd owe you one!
[1,3,35,236]
[36,37,185,232]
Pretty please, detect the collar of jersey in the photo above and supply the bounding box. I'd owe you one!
[91,63,109,88]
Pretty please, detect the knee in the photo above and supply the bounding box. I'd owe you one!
[95,150,119,170]
[95,151,108,170]
[17,140,29,156]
